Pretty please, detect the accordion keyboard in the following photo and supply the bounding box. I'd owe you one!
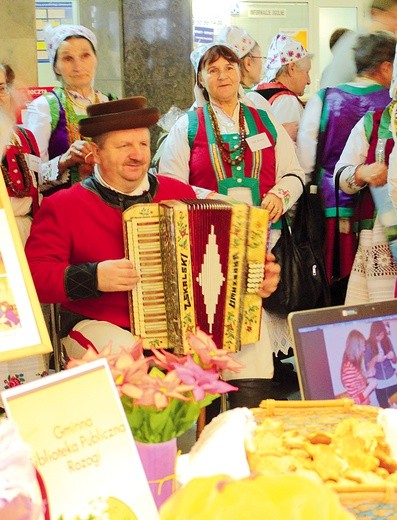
[127,217,168,337]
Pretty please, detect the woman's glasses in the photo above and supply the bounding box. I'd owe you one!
[248,54,266,61]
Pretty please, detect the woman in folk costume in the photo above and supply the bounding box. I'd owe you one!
[297,32,395,304]
[24,24,114,196]
[255,33,312,131]
[0,64,41,246]
[217,26,298,141]
[334,40,397,305]
[386,42,397,299]
[159,42,304,409]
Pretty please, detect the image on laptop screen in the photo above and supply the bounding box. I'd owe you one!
[288,300,397,408]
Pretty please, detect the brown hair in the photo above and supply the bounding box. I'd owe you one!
[198,45,240,73]
[367,320,395,359]
[372,0,397,10]
[329,28,350,51]
[197,45,240,101]
[2,64,15,85]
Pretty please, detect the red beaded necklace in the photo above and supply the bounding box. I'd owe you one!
[1,134,32,198]
[207,103,248,166]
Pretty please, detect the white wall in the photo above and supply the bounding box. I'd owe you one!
[192,0,369,98]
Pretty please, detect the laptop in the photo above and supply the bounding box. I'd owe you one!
[288,300,397,408]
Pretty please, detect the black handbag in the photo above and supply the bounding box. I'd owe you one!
[264,174,331,317]
[302,87,329,249]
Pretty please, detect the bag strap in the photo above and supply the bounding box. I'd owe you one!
[281,173,309,240]
[283,172,327,247]
[282,172,305,189]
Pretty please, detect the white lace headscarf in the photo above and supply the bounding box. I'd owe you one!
[216,25,256,59]
[43,23,97,67]
[264,32,311,82]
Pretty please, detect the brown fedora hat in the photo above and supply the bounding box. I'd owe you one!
[79,96,160,137]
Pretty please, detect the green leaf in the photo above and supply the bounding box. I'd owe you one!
[120,395,221,443]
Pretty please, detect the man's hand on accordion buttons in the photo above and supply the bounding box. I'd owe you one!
[257,253,281,299]
[97,258,140,292]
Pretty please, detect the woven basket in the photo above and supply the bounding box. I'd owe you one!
[253,399,397,518]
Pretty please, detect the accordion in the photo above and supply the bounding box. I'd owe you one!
[123,199,269,353]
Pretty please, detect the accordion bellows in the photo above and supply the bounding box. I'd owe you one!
[123,199,269,353]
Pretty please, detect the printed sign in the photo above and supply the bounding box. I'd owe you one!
[248,7,286,17]
[194,25,214,44]
[14,86,54,125]
[2,359,159,520]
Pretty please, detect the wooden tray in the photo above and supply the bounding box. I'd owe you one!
[253,399,397,518]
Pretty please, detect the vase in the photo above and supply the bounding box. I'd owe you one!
[135,438,177,510]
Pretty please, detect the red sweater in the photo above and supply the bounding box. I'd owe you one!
[25,175,195,328]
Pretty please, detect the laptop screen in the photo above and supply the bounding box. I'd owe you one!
[288,300,397,408]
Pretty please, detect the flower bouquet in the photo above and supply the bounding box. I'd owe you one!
[67,328,242,509]
[67,328,242,443]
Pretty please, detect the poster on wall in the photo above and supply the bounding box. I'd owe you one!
[35,1,75,63]
[35,0,77,86]
[0,172,52,362]
[282,29,308,51]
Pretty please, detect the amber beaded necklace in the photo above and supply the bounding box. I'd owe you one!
[207,103,248,166]
[1,134,32,197]
[63,88,99,144]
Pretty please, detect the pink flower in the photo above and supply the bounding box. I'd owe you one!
[134,370,193,409]
[67,329,241,443]
[67,343,110,368]
[187,328,244,373]
[151,348,187,371]
[107,345,148,380]
[113,356,149,400]
[65,330,242,441]
[175,355,237,401]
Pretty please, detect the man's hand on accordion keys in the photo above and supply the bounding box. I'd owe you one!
[257,253,281,299]
[97,258,140,292]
